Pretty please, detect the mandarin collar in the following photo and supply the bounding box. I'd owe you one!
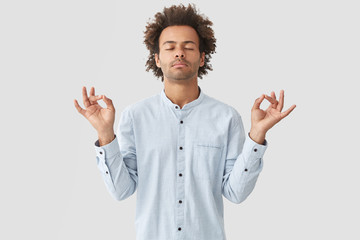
[160,86,205,110]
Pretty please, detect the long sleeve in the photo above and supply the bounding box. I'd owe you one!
[222,114,267,204]
[94,107,138,201]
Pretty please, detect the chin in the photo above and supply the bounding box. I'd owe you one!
[168,77,189,81]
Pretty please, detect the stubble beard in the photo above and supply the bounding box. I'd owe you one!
[167,69,197,81]
[163,61,200,81]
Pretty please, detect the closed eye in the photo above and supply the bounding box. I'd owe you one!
[165,48,193,50]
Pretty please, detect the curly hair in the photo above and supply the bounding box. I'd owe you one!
[143,3,217,82]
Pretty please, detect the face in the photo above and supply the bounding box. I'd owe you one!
[155,25,205,82]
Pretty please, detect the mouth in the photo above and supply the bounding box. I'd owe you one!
[172,62,187,68]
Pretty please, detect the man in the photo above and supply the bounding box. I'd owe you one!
[74,3,295,240]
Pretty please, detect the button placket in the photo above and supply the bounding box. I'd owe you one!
[97,148,115,192]
[99,149,111,175]
[176,113,185,237]
[98,148,105,160]
[98,149,106,169]
[244,147,262,172]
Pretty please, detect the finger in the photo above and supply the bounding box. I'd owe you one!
[252,94,265,110]
[88,95,103,102]
[88,87,97,104]
[82,86,91,108]
[280,104,296,119]
[102,95,115,111]
[277,90,284,111]
[264,94,277,105]
[271,91,276,100]
[74,99,86,116]
[89,86,95,97]
[270,91,278,108]
[271,91,279,108]
[264,94,278,111]
[264,95,273,110]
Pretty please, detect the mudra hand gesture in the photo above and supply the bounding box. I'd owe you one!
[249,90,296,144]
[74,86,116,145]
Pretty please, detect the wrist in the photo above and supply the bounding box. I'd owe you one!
[249,128,266,145]
[98,131,115,146]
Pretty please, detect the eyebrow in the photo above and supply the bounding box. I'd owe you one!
[162,41,197,46]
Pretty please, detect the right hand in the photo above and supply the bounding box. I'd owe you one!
[74,86,115,138]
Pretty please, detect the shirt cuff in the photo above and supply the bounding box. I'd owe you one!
[94,134,120,159]
[242,133,268,161]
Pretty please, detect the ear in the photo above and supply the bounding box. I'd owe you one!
[155,53,161,68]
[199,52,205,67]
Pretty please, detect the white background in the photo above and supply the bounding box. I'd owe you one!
[1,0,359,239]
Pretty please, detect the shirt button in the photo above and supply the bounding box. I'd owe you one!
[180,120,183,124]
[178,227,182,231]
[175,106,178,109]
[254,148,258,152]
[99,151,103,154]
[106,171,109,174]
[179,173,182,177]
[244,169,248,172]
[179,146,183,150]
[179,200,182,204]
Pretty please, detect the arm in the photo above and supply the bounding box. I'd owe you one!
[74,86,137,201]
[222,116,267,204]
[222,90,296,204]
[94,107,138,201]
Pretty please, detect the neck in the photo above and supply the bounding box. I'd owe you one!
[163,77,200,109]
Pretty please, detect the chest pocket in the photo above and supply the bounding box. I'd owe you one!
[193,143,223,181]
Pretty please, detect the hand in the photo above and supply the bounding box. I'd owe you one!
[74,86,115,138]
[250,90,296,144]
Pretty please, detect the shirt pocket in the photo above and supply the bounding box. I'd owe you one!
[193,143,223,181]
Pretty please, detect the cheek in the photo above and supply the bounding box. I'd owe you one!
[159,55,171,66]
[156,55,164,67]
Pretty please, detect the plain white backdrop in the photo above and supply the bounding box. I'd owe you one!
[1,0,359,239]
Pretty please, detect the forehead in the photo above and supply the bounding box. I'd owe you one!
[159,25,199,46]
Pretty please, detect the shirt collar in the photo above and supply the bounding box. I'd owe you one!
[160,86,205,110]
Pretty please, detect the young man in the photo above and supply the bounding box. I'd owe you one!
[74,4,295,240]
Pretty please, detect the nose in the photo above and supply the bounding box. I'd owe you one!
[175,49,185,59]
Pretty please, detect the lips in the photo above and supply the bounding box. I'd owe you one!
[172,62,187,67]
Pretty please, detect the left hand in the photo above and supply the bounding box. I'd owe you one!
[249,90,296,144]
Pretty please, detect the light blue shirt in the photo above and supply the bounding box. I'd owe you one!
[94,86,267,240]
